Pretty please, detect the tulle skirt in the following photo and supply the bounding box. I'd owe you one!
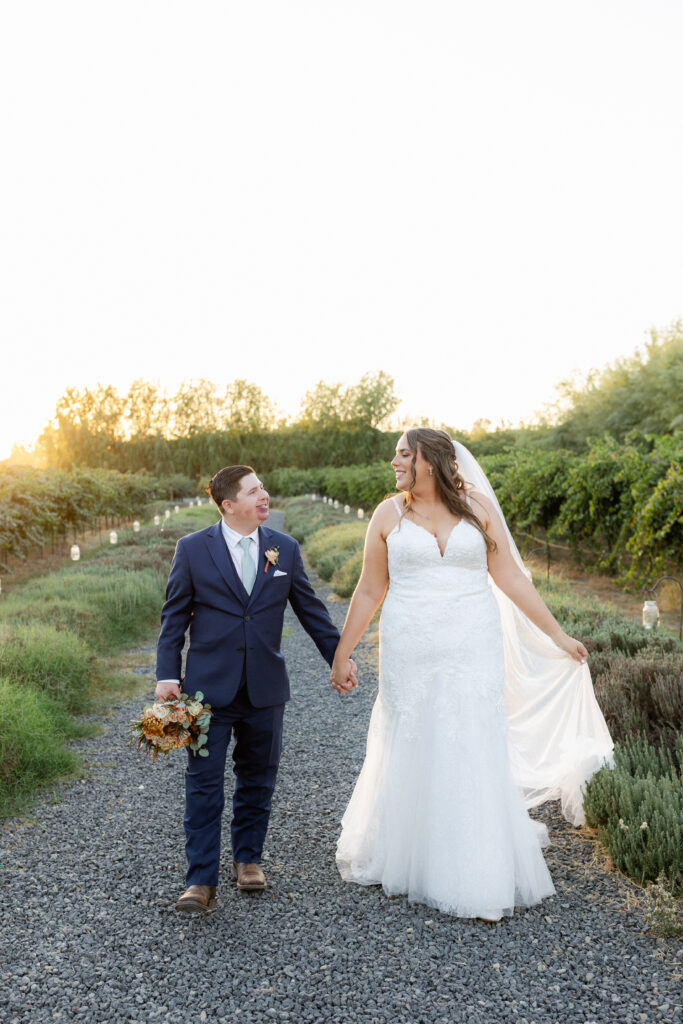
[336,692,556,918]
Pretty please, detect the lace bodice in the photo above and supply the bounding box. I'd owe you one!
[379,500,504,721]
[386,508,491,598]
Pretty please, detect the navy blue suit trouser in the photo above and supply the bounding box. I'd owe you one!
[183,674,285,886]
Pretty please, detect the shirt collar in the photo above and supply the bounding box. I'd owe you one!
[221,518,259,549]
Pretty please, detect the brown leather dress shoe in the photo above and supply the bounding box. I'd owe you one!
[232,860,267,891]
[174,884,217,914]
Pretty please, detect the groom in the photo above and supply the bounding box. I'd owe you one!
[155,465,357,913]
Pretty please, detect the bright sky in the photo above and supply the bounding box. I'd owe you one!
[1,1,682,458]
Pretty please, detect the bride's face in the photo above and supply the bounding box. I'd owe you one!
[391,435,430,491]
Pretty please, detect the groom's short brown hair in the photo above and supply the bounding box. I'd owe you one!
[208,465,256,507]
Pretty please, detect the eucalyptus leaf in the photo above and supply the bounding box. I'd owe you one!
[194,691,204,702]
[198,748,209,757]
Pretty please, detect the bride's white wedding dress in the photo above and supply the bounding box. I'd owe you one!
[336,500,556,918]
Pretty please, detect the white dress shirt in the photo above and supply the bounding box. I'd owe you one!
[221,519,260,579]
[156,519,260,688]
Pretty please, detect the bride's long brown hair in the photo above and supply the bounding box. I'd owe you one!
[401,428,497,553]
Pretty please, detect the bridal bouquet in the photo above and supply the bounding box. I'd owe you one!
[131,691,213,761]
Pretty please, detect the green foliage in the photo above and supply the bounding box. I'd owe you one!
[0,564,165,654]
[590,654,683,752]
[583,734,683,891]
[272,462,396,507]
[548,321,683,448]
[282,497,350,543]
[0,623,97,713]
[305,523,367,581]
[550,433,683,580]
[643,873,683,937]
[481,448,571,532]
[0,677,83,818]
[0,504,217,817]
[36,375,401,472]
[298,371,399,429]
[330,550,365,598]
[538,580,680,657]
[278,435,683,585]
[0,465,198,566]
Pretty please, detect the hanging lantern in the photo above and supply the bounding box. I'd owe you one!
[344,505,350,515]
[133,520,140,532]
[174,505,180,514]
[109,531,118,545]
[357,509,364,519]
[322,496,328,504]
[70,544,81,561]
[312,494,318,502]
[333,500,339,509]
[164,509,171,520]
[153,514,161,526]
[642,600,659,630]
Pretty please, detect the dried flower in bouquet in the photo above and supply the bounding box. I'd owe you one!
[131,691,213,762]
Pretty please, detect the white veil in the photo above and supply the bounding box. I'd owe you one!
[454,440,614,826]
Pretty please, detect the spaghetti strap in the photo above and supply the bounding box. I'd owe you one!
[390,496,403,518]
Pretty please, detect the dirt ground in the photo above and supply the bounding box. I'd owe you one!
[525,549,682,639]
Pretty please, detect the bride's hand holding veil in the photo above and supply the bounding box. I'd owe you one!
[549,631,588,663]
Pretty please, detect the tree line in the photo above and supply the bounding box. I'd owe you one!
[31,371,400,472]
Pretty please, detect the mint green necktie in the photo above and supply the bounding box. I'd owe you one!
[239,537,257,595]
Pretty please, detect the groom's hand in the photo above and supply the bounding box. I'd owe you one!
[155,681,182,701]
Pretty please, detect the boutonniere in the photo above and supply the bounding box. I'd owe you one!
[264,547,280,573]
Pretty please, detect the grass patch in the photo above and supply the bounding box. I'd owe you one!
[0,503,216,817]
[0,568,165,654]
[0,622,97,713]
[0,677,85,818]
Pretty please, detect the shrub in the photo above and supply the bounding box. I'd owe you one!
[330,550,365,598]
[583,734,683,891]
[591,654,683,751]
[538,580,680,657]
[283,499,348,543]
[306,523,367,581]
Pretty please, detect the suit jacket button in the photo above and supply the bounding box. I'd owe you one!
[244,615,251,621]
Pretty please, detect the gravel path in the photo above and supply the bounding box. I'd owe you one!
[1,512,681,1024]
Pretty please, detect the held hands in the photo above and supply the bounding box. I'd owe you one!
[330,657,359,695]
[552,632,589,664]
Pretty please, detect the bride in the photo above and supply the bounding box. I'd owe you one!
[330,428,613,921]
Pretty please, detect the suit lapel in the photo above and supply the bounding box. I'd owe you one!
[206,522,248,605]
[247,525,273,607]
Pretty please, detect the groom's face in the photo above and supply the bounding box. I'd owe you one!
[221,472,270,533]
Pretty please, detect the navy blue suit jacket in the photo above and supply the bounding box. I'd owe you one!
[155,521,340,708]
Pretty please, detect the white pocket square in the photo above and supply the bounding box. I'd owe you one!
[273,569,288,577]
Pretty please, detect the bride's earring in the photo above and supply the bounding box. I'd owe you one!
[428,467,433,476]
